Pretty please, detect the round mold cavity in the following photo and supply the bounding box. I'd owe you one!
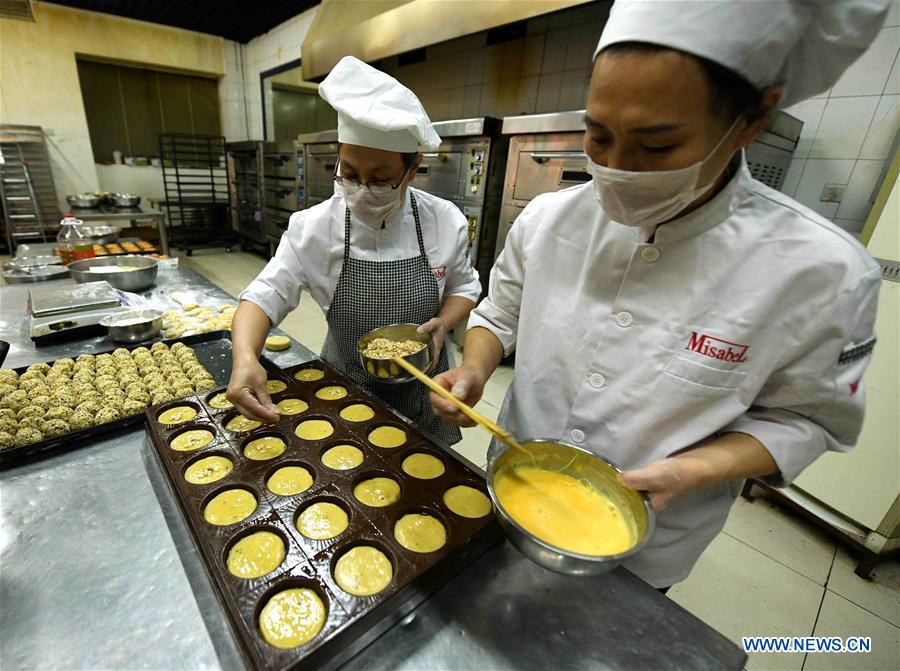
[154,400,202,427]
[205,389,234,412]
[318,440,367,472]
[200,483,260,527]
[329,537,399,597]
[253,576,330,650]
[221,410,264,434]
[221,524,290,579]
[399,448,447,480]
[392,505,451,554]
[351,470,403,509]
[293,415,336,442]
[264,460,317,497]
[337,401,376,423]
[274,395,309,416]
[181,449,235,485]
[291,366,327,383]
[241,431,289,461]
[293,495,353,541]
[440,479,493,519]
[365,422,410,450]
[166,422,218,452]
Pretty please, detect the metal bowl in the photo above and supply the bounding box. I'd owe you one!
[66,193,102,208]
[81,225,120,245]
[100,308,163,343]
[110,193,141,208]
[357,323,433,383]
[68,255,158,292]
[486,439,655,576]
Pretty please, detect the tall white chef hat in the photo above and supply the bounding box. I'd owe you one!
[594,0,891,107]
[318,55,441,152]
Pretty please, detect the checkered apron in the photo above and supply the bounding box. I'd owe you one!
[321,193,461,445]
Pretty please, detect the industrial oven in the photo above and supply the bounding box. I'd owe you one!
[495,110,802,258]
[225,140,266,249]
[261,140,302,248]
[297,129,339,210]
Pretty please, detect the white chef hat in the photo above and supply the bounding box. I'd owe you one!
[318,55,441,152]
[594,0,891,107]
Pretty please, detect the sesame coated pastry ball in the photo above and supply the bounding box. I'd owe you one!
[15,427,44,444]
[122,398,147,415]
[96,407,120,424]
[26,362,51,375]
[194,378,216,393]
[75,354,96,365]
[17,416,43,430]
[18,378,47,394]
[72,382,96,398]
[50,390,77,408]
[74,400,100,416]
[0,383,17,397]
[150,342,168,353]
[112,348,130,358]
[0,430,15,450]
[68,410,95,431]
[30,395,53,411]
[0,369,19,384]
[0,408,15,420]
[72,371,94,385]
[17,406,44,420]
[151,390,175,405]
[18,371,44,384]
[45,407,73,422]
[131,346,150,357]
[43,419,70,437]
[0,417,18,433]
[1,391,28,412]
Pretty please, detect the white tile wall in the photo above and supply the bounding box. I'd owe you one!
[836,159,886,221]
[830,26,899,97]
[785,22,899,231]
[794,159,856,219]
[808,97,880,159]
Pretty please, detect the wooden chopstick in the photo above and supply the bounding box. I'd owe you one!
[391,356,532,458]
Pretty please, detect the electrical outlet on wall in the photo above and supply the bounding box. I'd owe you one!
[820,183,846,203]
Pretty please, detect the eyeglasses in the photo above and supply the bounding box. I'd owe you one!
[332,159,407,195]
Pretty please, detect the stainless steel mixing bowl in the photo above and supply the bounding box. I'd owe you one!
[357,323,433,383]
[101,309,163,343]
[66,193,102,208]
[68,254,158,292]
[110,193,141,207]
[81,225,120,245]
[486,438,655,576]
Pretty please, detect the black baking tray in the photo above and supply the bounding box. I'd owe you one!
[0,330,275,469]
[147,357,502,671]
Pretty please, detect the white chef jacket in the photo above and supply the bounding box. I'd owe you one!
[241,187,481,327]
[469,159,881,587]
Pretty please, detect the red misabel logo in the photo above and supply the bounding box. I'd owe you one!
[685,331,750,363]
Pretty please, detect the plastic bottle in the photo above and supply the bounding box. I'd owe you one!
[56,214,95,264]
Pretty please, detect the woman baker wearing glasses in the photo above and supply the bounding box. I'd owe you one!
[227,56,480,445]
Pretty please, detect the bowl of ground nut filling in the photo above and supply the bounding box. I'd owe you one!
[357,323,433,383]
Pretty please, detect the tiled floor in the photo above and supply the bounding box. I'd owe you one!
[186,250,899,670]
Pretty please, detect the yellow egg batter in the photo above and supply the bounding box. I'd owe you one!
[208,393,232,409]
[294,419,334,441]
[258,588,326,649]
[158,405,198,425]
[225,415,262,432]
[296,502,349,540]
[321,444,364,470]
[315,385,348,401]
[394,513,447,553]
[184,455,233,484]
[227,531,286,579]
[443,485,491,519]
[333,546,393,596]
[494,467,634,556]
[244,435,286,461]
[368,426,407,449]
[401,453,445,479]
[266,379,287,394]
[353,477,400,507]
[170,429,214,451]
[203,488,257,526]
[267,466,314,496]
[294,368,325,382]
[339,403,375,422]
[276,398,308,415]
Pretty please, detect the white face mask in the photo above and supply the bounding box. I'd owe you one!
[586,117,742,228]
[338,180,408,229]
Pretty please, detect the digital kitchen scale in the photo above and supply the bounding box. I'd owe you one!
[27,281,140,340]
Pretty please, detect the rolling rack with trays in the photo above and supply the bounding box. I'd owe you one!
[159,133,234,256]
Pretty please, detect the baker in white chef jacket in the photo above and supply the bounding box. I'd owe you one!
[432,0,890,589]
[229,56,480,445]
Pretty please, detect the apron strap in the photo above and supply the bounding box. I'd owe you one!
[343,206,352,260]
[409,193,430,271]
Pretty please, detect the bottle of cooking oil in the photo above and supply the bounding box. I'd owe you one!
[56,214,95,264]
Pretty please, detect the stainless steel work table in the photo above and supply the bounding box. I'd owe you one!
[0,268,746,670]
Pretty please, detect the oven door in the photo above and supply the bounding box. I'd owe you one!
[305,145,338,207]
[512,150,590,201]
[412,151,464,199]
